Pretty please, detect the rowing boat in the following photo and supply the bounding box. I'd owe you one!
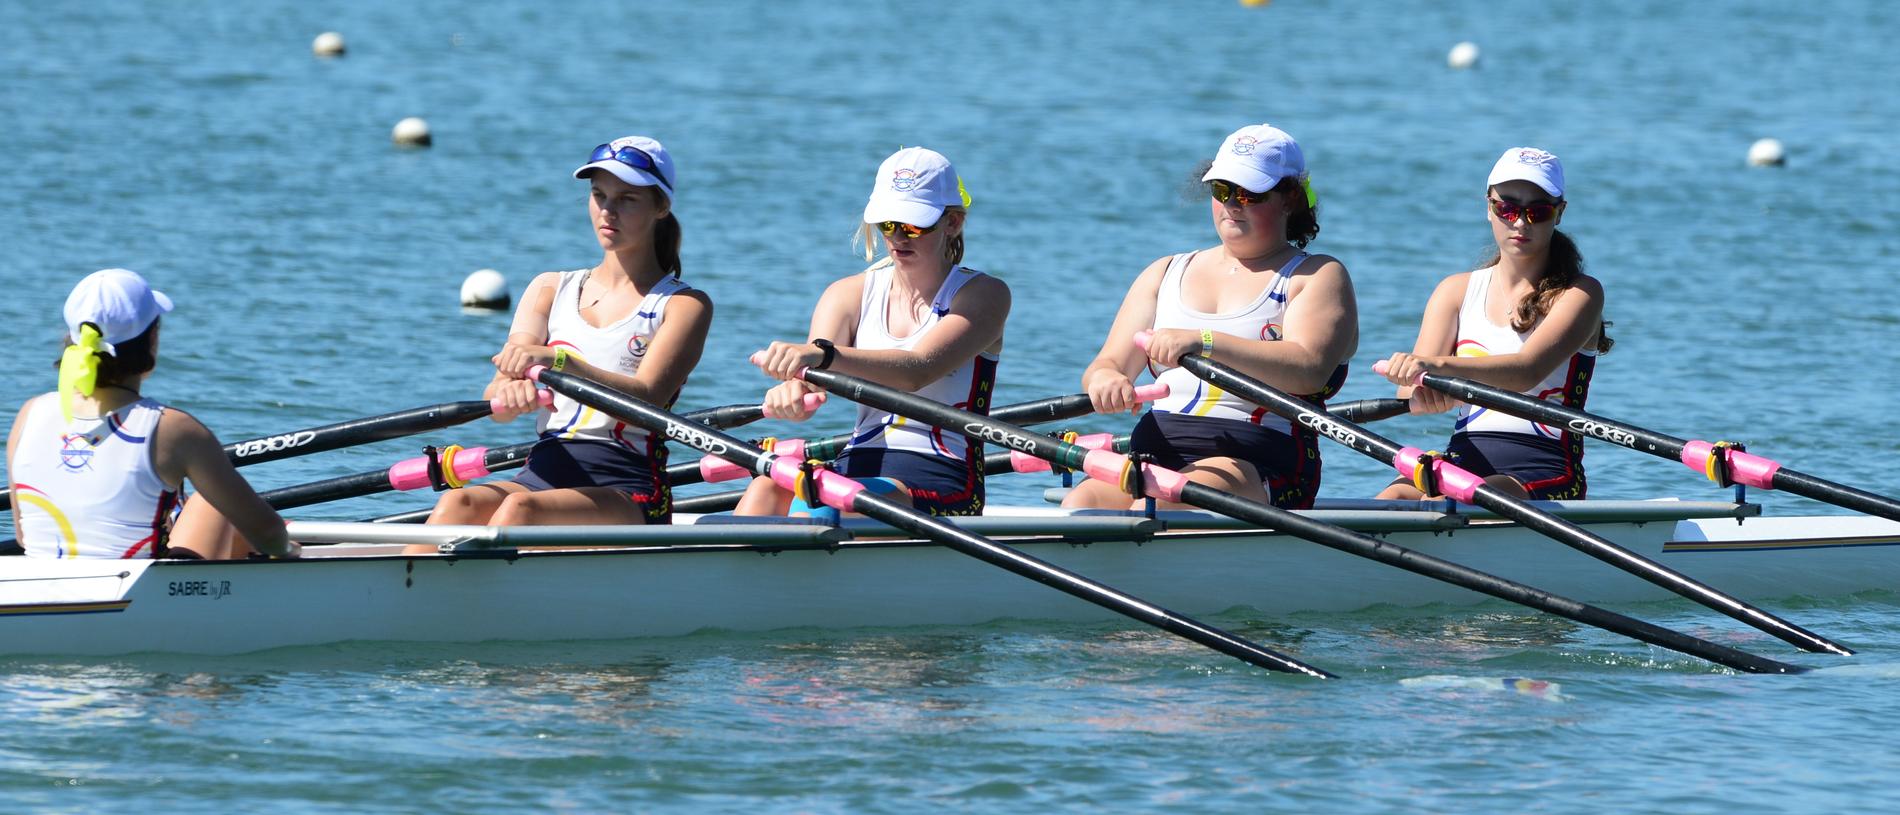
[4,499,1894,656]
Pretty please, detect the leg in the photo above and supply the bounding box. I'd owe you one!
[734,475,792,516]
[489,486,650,528]
[1376,478,1425,500]
[1151,457,1268,510]
[1482,474,1530,498]
[404,483,528,554]
[1061,478,1140,510]
[168,495,239,559]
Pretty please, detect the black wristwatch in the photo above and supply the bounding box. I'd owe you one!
[812,338,837,370]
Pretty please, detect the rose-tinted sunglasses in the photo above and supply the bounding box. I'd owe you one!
[1489,196,1562,225]
[876,221,939,239]
[1208,179,1272,206]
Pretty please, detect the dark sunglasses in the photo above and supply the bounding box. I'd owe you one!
[876,221,939,239]
[588,143,660,173]
[1489,196,1562,225]
[1208,179,1273,206]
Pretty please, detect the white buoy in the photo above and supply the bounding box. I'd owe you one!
[312,32,346,57]
[1747,138,1786,167]
[461,269,509,310]
[1447,41,1480,70]
[392,117,432,148]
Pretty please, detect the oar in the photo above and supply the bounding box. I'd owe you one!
[0,399,500,514]
[529,365,1332,678]
[664,386,1168,488]
[792,365,1807,674]
[1399,369,1900,524]
[1137,337,1847,655]
[1323,397,1411,423]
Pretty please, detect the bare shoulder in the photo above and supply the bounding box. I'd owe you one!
[1567,272,1606,298]
[1293,252,1351,280]
[156,406,217,448]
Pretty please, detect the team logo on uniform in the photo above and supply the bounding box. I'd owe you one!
[891,168,920,192]
[628,334,649,358]
[1232,135,1259,155]
[1260,323,1283,341]
[58,433,95,472]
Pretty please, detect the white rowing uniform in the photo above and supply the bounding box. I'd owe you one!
[843,262,999,461]
[537,269,694,451]
[1148,249,1308,432]
[11,393,178,559]
[1450,266,1598,439]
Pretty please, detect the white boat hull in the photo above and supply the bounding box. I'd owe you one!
[4,502,1897,656]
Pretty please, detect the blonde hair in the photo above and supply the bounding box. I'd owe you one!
[852,205,967,266]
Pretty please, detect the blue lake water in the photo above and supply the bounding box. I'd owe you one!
[3,0,1899,811]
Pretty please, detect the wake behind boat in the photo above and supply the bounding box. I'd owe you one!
[4,499,1894,657]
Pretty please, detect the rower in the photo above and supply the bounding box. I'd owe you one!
[1374,147,1614,500]
[7,269,298,560]
[738,146,1009,518]
[1063,124,1357,512]
[415,135,713,541]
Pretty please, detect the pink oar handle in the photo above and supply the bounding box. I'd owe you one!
[387,446,496,491]
[762,392,828,421]
[1013,433,1115,473]
[1370,360,1425,385]
[490,389,554,414]
[700,438,809,484]
[1394,447,1484,503]
[1680,441,1782,490]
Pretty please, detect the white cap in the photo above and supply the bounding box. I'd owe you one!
[1487,147,1564,198]
[64,268,173,353]
[1202,124,1307,194]
[862,147,966,227]
[573,135,676,201]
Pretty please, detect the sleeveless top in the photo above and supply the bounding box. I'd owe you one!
[1451,267,1598,439]
[1149,250,1314,433]
[843,263,999,460]
[11,393,178,559]
[537,270,694,451]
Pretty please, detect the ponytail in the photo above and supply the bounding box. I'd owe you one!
[654,212,682,277]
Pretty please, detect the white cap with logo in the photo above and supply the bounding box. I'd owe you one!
[1202,124,1308,195]
[573,135,677,201]
[64,268,173,353]
[1487,147,1564,198]
[862,147,967,228]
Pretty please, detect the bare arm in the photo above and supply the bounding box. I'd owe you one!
[1146,256,1359,395]
[1079,256,1169,413]
[820,275,1010,392]
[154,409,293,557]
[6,398,29,524]
[1383,273,1604,393]
[486,272,563,420]
[1382,273,1467,413]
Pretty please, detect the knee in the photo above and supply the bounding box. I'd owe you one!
[429,488,487,524]
[490,493,541,526]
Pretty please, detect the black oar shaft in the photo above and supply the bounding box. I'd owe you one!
[223,400,496,467]
[534,367,1331,678]
[797,367,1806,674]
[1420,372,1900,524]
[1186,357,1850,656]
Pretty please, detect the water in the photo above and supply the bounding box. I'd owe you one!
[3,0,1900,810]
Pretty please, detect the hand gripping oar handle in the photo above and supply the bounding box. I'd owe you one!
[1379,362,1900,524]
[495,387,826,422]
[798,355,1809,673]
[526,364,1332,678]
[1153,341,1846,656]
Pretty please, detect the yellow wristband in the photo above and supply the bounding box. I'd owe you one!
[552,348,569,371]
[1199,329,1215,358]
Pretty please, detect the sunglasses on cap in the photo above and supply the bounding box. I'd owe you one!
[588,143,660,174]
[1489,196,1562,225]
[1208,179,1273,206]
[876,221,939,239]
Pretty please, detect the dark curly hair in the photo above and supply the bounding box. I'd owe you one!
[53,318,160,388]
